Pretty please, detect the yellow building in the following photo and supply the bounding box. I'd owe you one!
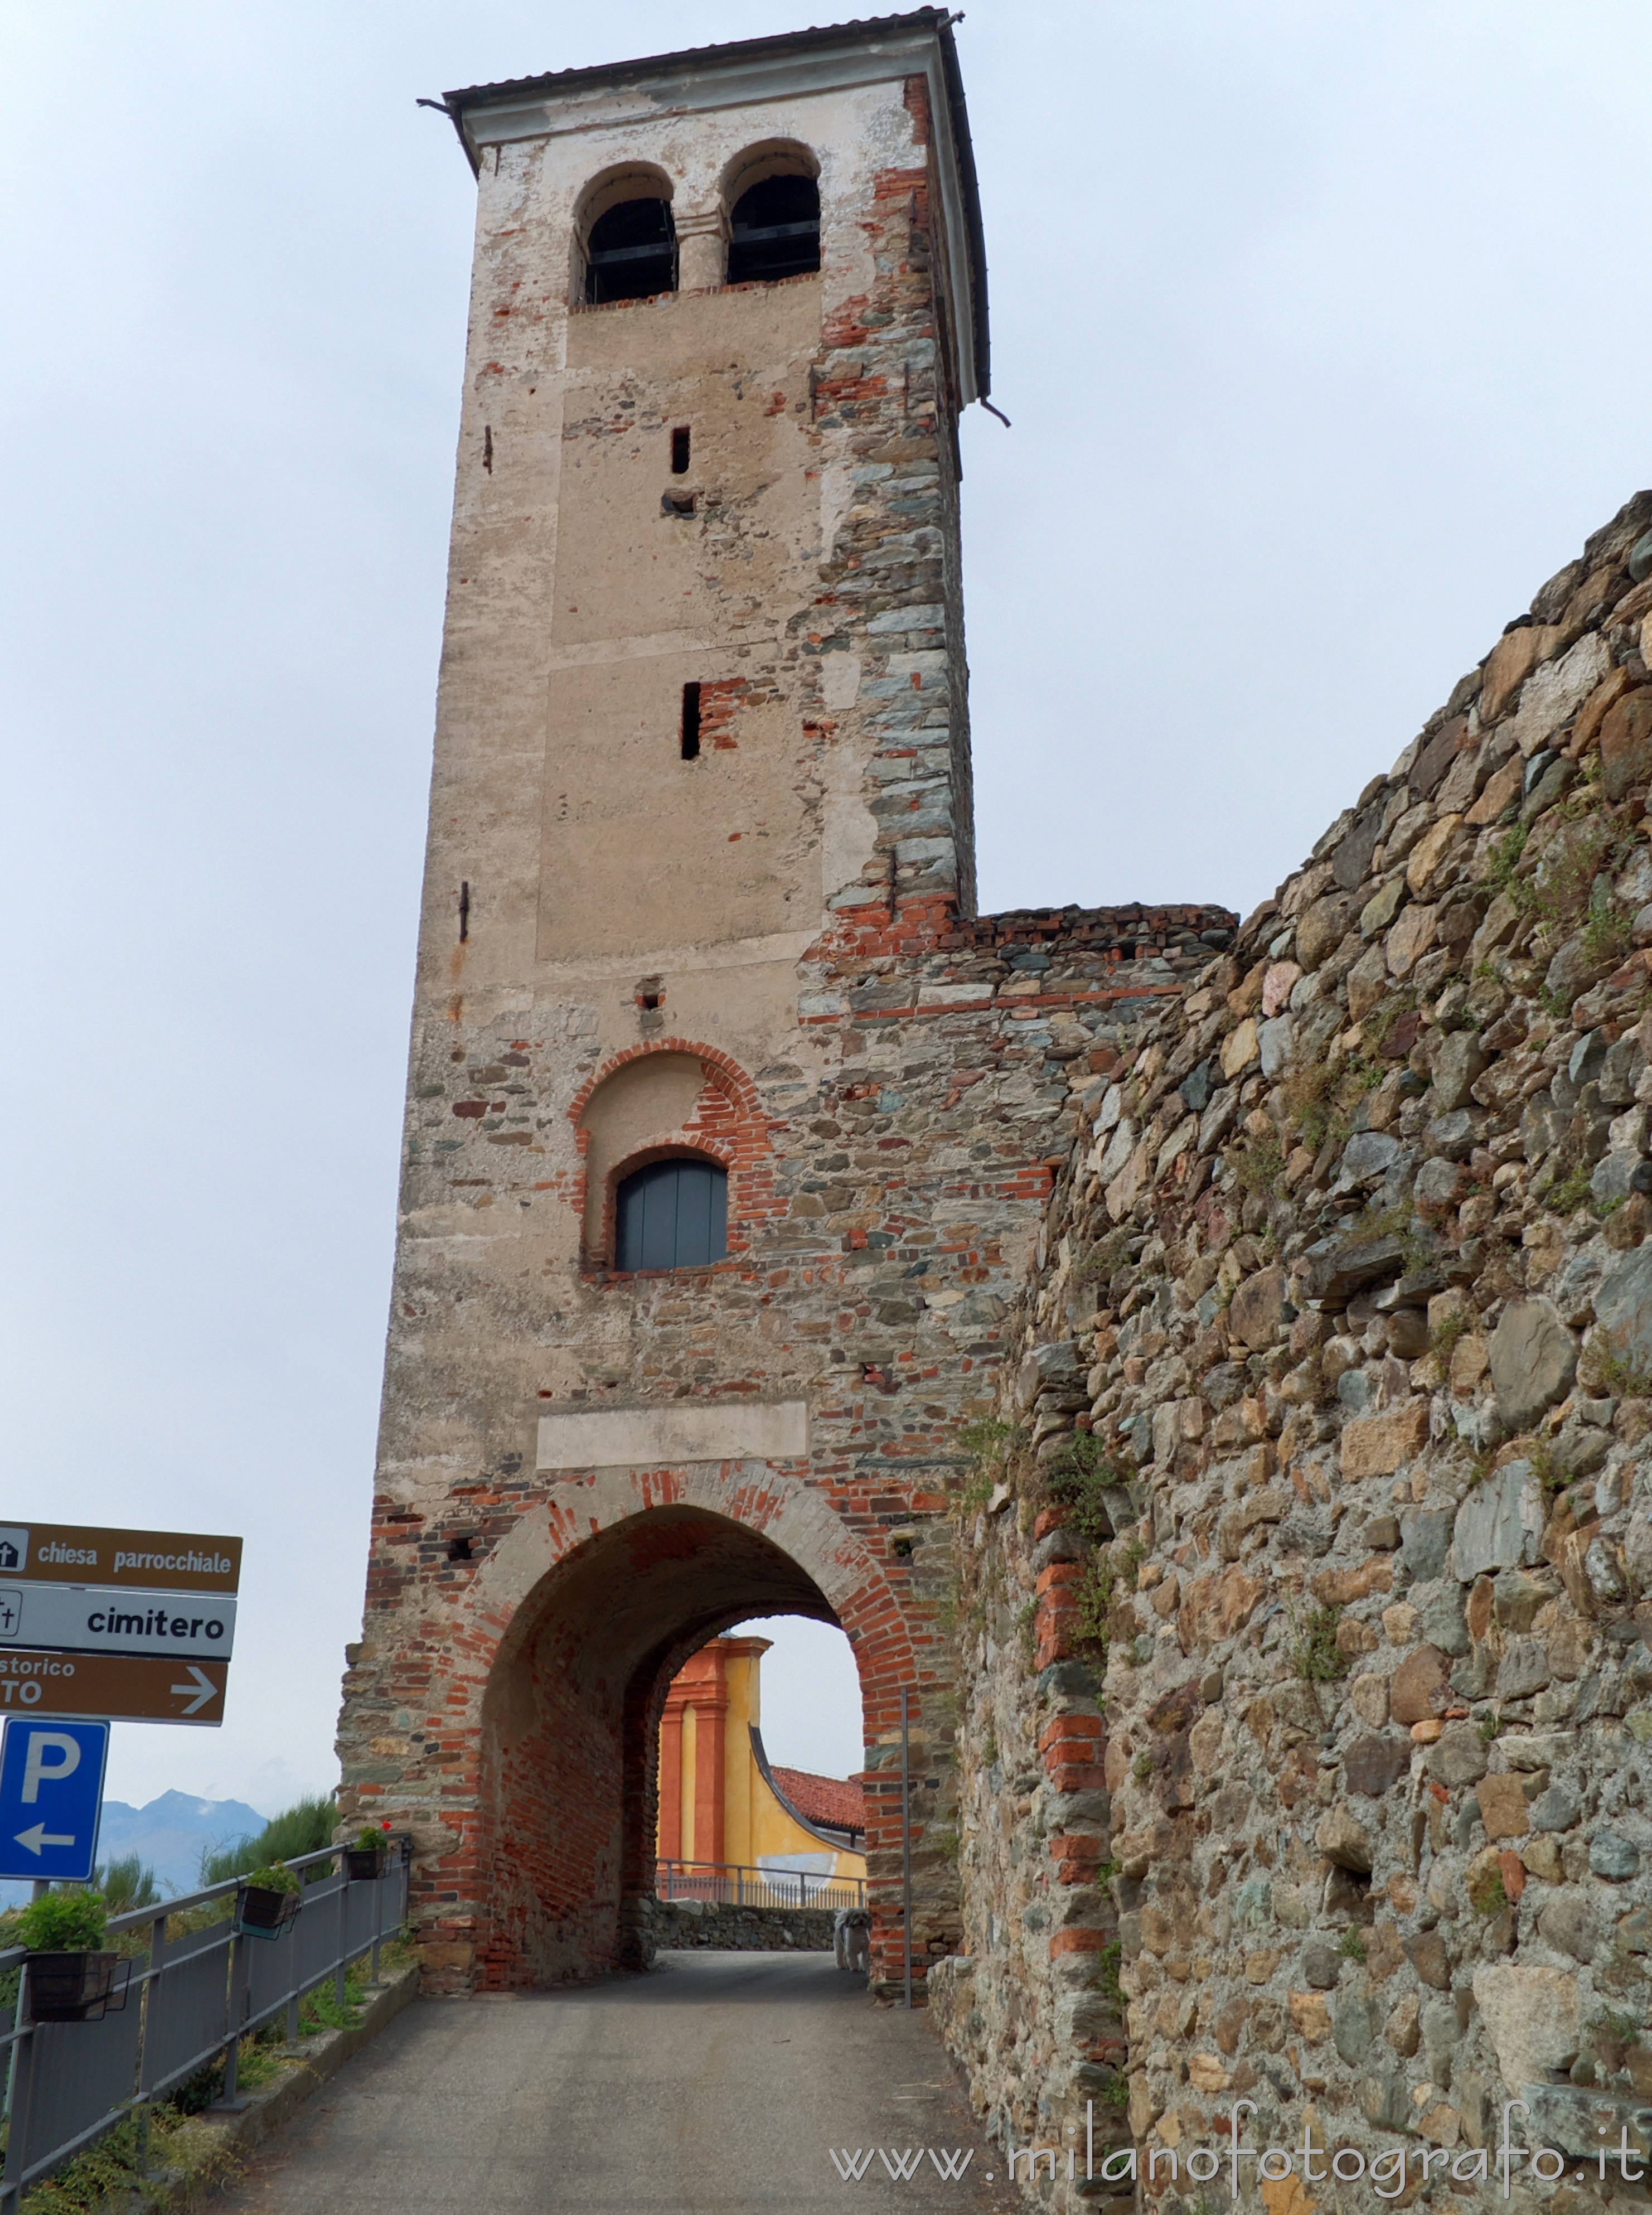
[656,1636,866,1890]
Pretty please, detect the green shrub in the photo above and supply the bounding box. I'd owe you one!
[200,1795,337,1887]
[94,1853,158,1915]
[1099,1938,1124,2004]
[1486,822,1528,893]
[1597,1345,1652,1400]
[19,1889,106,1952]
[1469,1866,1509,1918]
[1044,1430,1125,1544]
[355,1825,389,1854]
[1429,1310,1471,1365]
[1547,1159,1595,1215]
[1290,1604,1349,1683]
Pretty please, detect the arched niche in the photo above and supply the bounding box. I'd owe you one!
[572,1046,755,1266]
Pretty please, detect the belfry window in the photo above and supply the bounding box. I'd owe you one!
[727,176,820,285]
[585,197,677,304]
[616,1157,728,1270]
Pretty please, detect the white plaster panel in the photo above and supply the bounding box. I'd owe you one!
[536,1399,810,1468]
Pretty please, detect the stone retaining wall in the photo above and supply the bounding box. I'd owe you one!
[937,491,1652,2212]
[643,1898,837,1952]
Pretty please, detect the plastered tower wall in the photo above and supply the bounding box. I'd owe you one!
[930,494,1652,2213]
[336,11,1234,1995]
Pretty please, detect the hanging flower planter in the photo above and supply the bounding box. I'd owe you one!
[235,1882,302,1940]
[345,1824,391,1881]
[27,1951,129,2023]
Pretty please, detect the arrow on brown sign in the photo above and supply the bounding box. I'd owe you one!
[0,1652,228,1726]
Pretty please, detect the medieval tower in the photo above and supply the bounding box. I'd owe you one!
[337,7,1232,1994]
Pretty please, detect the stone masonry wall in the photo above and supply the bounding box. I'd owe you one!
[645,1898,836,1951]
[931,492,1652,2213]
[343,893,1233,1995]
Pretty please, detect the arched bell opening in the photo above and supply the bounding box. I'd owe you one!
[573,163,678,304]
[720,140,821,286]
[728,174,820,285]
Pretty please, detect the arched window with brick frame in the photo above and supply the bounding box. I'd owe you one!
[614,1153,728,1271]
[569,1043,771,1273]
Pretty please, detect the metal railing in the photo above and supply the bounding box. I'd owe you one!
[655,1858,865,1912]
[0,1837,409,2210]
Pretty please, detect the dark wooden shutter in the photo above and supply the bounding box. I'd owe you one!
[616,1159,728,1269]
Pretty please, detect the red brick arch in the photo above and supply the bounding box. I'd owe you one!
[382,1462,927,1993]
[566,1037,766,1127]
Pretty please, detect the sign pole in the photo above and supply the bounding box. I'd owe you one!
[900,1687,913,2011]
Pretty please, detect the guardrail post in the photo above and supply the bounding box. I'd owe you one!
[285,1880,303,2041]
[217,1932,247,2110]
[900,1685,913,2010]
[134,1907,169,2170]
[335,1855,348,2009]
[1,1971,33,2213]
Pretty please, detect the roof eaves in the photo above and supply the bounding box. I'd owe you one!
[440,9,951,115]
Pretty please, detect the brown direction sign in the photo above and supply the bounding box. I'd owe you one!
[0,1524,240,1595]
[0,1651,227,1726]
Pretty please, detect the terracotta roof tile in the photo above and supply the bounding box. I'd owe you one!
[772,1766,865,1835]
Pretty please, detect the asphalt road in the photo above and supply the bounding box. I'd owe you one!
[215,1950,1021,2214]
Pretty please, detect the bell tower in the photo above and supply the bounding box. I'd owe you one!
[421,8,986,1025]
[339,11,1226,1997]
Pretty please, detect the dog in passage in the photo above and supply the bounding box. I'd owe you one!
[834,1906,871,1974]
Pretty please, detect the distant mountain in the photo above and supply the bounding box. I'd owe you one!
[97,1790,268,1896]
[0,1788,270,1912]
[0,1781,263,1922]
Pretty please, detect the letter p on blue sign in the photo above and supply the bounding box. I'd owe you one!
[0,1719,109,1883]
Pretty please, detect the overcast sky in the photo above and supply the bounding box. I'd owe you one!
[3,1,1649,1824]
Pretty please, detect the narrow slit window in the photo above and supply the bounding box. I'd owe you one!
[681,682,702,761]
[671,426,691,475]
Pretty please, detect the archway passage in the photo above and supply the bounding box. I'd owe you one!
[474,1501,897,1990]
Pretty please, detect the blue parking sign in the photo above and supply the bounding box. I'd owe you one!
[0,1718,109,1883]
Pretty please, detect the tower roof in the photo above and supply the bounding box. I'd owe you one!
[429,8,990,402]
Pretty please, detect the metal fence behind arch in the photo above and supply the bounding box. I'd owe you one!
[0,1837,409,2211]
[654,1858,865,1912]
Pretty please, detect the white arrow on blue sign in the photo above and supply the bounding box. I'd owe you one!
[0,1718,110,1883]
